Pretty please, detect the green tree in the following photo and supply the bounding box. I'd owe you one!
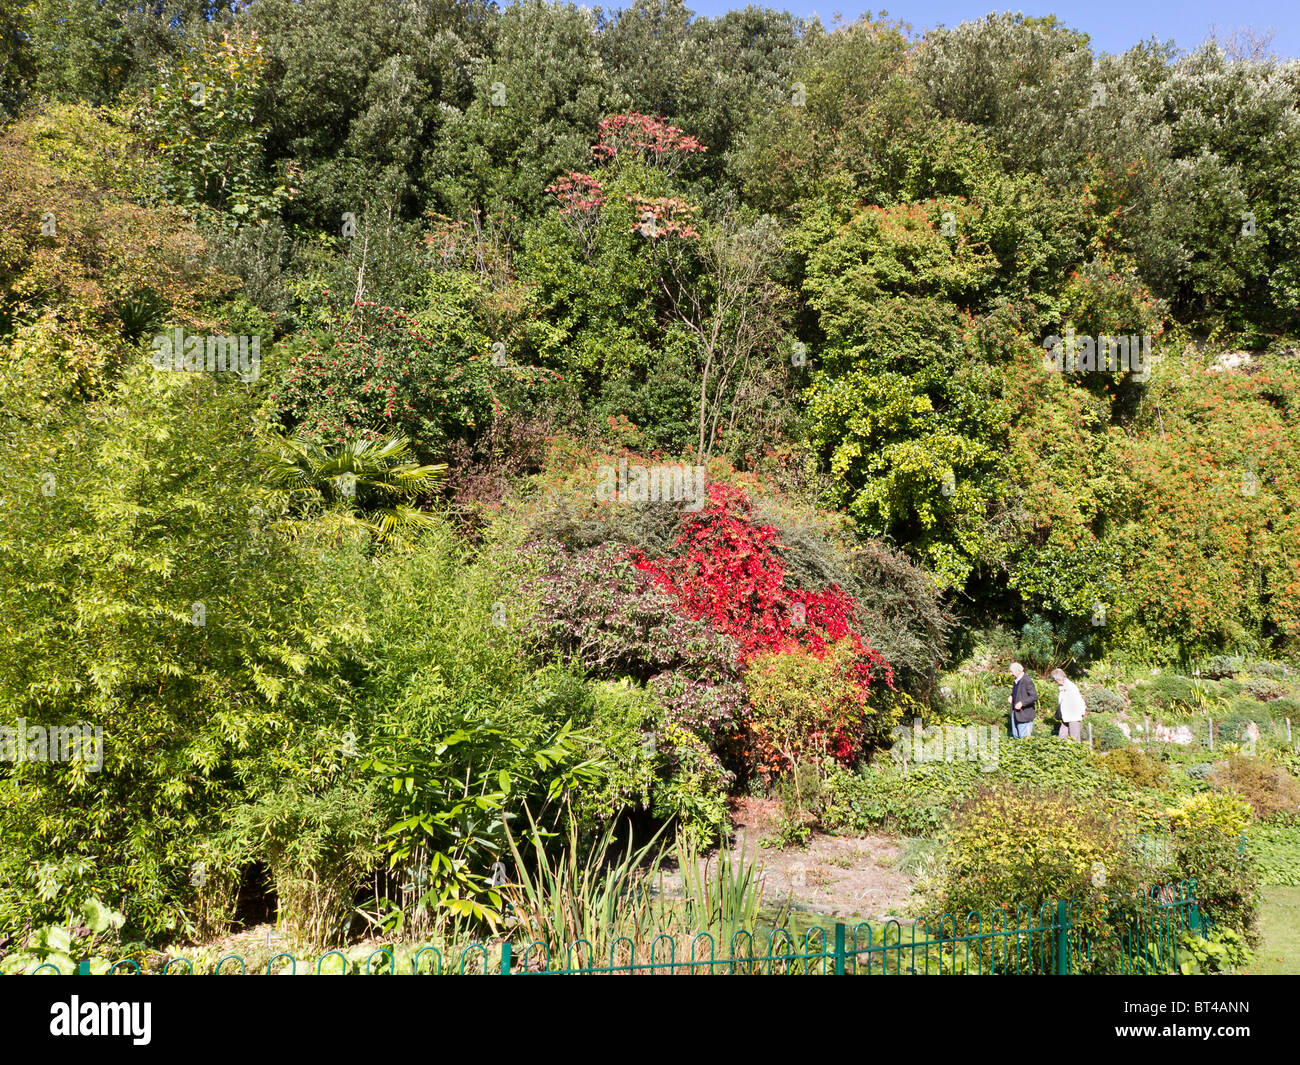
[420,0,614,231]
[0,351,361,938]
[134,28,290,226]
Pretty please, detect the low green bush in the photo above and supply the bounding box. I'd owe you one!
[1246,660,1287,680]
[1084,687,1125,715]
[1097,746,1167,789]
[0,897,126,976]
[1201,656,1243,680]
[1178,927,1251,974]
[1097,721,1131,752]
[1243,678,1288,702]
[1130,675,1199,715]
[570,677,731,840]
[1167,820,1259,941]
[1166,790,1254,834]
[1267,697,1299,719]
[824,736,1166,836]
[823,766,958,836]
[1217,710,1262,745]
[937,785,1161,974]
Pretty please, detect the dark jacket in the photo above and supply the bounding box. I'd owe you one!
[1012,675,1038,723]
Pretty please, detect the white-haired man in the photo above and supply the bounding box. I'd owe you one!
[1052,668,1085,741]
[1007,662,1037,738]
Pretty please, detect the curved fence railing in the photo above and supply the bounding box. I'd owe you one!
[10,880,1204,976]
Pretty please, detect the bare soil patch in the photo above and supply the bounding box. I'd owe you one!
[723,798,920,922]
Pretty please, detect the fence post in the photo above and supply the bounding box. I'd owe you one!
[77,960,90,975]
[834,922,847,975]
[1055,900,1070,976]
[501,942,512,976]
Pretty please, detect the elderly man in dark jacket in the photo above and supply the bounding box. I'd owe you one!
[1008,661,1038,738]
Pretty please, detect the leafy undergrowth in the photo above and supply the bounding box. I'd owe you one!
[1246,822,1300,886]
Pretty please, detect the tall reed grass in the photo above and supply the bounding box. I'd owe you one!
[500,811,774,971]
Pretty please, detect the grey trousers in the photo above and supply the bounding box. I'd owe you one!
[1058,720,1082,740]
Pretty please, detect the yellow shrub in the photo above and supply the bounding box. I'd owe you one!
[1166,791,1253,835]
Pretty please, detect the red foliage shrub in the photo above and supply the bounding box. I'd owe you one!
[631,483,893,767]
[591,112,706,172]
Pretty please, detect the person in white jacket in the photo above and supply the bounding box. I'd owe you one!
[1051,668,1086,740]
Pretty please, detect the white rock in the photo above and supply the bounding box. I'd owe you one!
[1208,350,1254,372]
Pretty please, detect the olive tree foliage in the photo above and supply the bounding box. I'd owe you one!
[915,16,1300,337]
[424,0,617,232]
[912,13,1096,175]
[1126,46,1300,334]
[1070,44,1300,337]
[242,0,494,228]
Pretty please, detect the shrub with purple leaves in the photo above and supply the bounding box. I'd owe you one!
[520,541,748,772]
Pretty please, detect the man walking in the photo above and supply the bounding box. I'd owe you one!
[1008,662,1037,738]
[1053,668,1085,741]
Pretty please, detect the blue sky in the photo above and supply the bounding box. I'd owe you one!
[682,2,1299,59]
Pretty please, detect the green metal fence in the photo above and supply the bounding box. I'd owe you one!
[18,879,1205,976]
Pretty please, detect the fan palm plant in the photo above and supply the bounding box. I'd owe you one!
[261,432,446,547]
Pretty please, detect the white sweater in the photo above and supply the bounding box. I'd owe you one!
[1058,679,1086,722]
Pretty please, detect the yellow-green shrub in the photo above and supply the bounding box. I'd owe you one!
[1096,746,1167,789]
[939,785,1159,973]
[1166,791,1253,835]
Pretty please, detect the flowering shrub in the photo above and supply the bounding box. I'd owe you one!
[939,785,1158,974]
[273,297,489,448]
[632,485,884,660]
[520,540,746,763]
[1059,251,1167,341]
[1116,358,1300,658]
[514,463,898,780]
[271,295,559,455]
[746,642,897,773]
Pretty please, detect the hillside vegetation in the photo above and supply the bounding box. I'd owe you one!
[0,3,1297,968]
